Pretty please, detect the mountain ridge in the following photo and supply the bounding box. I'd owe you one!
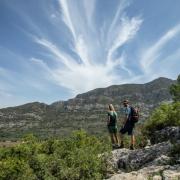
[0,77,176,139]
[0,77,174,110]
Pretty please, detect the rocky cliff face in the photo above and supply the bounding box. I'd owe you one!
[106,127,180,180]
[53,77,174,110]
[0,77,175,139]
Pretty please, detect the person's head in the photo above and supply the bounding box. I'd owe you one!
[108,104,115,111]
[123,100,129,107]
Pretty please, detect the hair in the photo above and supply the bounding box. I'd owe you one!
[108,104,115,111]
[123,99,129,104]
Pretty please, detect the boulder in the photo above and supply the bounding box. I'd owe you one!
[151,127,180,144]
[162,165,180,180]
[110,141,173,171]
[106,126,180,180]
[107,165,180,180]
[107,165,168,180]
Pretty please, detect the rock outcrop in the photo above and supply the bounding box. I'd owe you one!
[110,141,173,171]
[151,126,180,144]
[107,165,180,180]
[106,127,180,180]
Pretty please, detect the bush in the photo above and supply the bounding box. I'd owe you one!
[0,130,111,180]
[0,157,36,180]
[143,102,180,136]
[46,130,111,180]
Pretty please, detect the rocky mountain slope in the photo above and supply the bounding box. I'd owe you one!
[0,77,175,139]
[106,126,180,180]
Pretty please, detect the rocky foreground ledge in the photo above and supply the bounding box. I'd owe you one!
[106,127,180,180]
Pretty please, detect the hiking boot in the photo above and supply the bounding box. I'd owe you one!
[112,144,120,149]
[118,143,124,149]
[129,145,134,150]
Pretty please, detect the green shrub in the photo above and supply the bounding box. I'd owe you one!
[0,130,111,180]
[0,158,36,180]
[143,102,180,136]
[46,130,111,180]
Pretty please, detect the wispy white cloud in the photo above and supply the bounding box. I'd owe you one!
[107,17,143,65]
[58,0,77,40]
[153,48,180,77]
[1,0,180,108]
[140,24,180,73]
[107,0,131,41]
[34,38,75,69]
[75,35,91,66]
[83,0,96,28]
[117,53,134,76]
[30,0,142,95]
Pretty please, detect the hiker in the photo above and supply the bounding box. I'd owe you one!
[107,104,119,148]
[119,100,138,150]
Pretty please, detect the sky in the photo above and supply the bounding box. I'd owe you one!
[0,0,180,108]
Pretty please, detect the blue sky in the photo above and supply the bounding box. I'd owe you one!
[0,0,180,107]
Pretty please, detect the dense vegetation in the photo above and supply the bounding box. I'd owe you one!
[143,102,180,136]
[143,75,180,136]
[0,130,111,180]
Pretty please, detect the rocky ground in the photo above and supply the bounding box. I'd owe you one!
[106,127,180,180]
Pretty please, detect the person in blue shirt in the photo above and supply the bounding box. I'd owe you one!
[119,100,135,150]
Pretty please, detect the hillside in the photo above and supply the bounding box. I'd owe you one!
[0,77,175,139]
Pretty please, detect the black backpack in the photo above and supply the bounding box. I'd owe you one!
[130,106,139,123]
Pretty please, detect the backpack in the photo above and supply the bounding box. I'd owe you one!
[130,106,139,123]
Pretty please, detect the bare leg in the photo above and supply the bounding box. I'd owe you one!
[119,133,124,146]
[110,133,115,144]
[131,134,135,146]
[114,133,119,145]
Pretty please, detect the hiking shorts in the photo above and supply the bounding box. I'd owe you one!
[108,125,118,134]
[119,121,135,135]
